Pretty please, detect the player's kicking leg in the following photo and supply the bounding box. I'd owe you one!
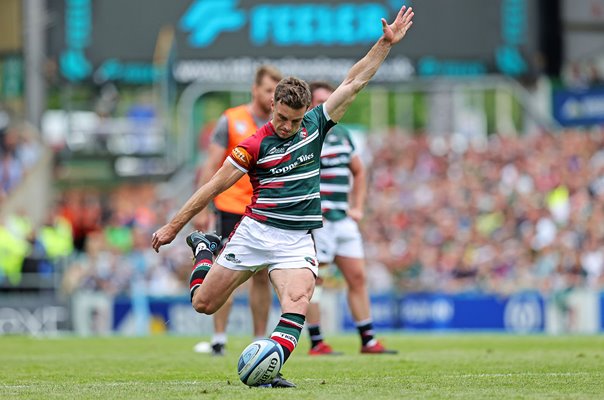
[186,231,252,314]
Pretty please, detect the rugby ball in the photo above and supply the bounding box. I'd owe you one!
[237,338,284,386]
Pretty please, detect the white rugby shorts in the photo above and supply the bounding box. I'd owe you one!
[215,216,319,276]
[311,216,364,264]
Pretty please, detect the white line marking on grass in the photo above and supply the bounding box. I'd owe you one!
[2,381,203,389]
[446,372,593,378]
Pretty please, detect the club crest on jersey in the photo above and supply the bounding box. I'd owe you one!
[300,128,308,139]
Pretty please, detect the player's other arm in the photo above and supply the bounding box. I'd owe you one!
[194,117,229,229]
[324,5,414,122]
[348,154,367,223]
[198,143,227,186]
[194,143,228,230]
[152,161,245,252]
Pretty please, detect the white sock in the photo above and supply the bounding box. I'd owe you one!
[212,333,227,344]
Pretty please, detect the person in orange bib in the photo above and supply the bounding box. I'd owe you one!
[193,65,283,357]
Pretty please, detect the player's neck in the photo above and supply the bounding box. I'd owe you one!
[248,102,270,121]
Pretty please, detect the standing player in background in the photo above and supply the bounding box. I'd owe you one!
[193,65,282,356]
[307,82,397,355]
[152,5,414,387]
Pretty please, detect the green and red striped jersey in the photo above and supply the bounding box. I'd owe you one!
[319,125,356,221]
[227,105,335,230]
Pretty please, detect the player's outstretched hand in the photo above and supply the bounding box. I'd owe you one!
[151,224,178,253]
[381,5,414,45]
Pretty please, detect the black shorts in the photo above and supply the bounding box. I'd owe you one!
[215,210,243,239]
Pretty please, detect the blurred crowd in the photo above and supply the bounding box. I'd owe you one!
[562,56,604,89]
[363,128,604,297]
[56,185,192,298]
[0,182,193,295]
[0,115,45,287]
[3,126,604,300]
[0,113,42,202]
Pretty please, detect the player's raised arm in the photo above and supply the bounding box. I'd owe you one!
[324,5,414,122]
[151,161,245,252]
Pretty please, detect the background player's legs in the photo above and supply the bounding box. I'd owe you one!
[336,255,396,354]
[306,295,321,332]
[207,265,270,355]
[207,211,254,355]
[306,269,341,355]
[209,295,234,355]
[250,268,271,338]
[336,255,370,321]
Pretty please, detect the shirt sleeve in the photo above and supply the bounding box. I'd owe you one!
[342,127,357,156]
[225,132,261,173]
[210,115,229,148]
[227,147,253,173]
[304,104,336,143]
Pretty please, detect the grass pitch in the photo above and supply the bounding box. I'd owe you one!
[1,334,603,399]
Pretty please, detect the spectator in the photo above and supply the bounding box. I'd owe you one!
[0,126,24,198]
[363,128,604,294]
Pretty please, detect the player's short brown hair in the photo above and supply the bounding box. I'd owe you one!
[274,77,311,109]
[309,81,336,95]
[255,65,282,86]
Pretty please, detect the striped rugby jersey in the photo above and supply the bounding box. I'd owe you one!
[227,105,335,230]
[319,125,356,221]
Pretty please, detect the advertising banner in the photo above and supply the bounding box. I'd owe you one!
[342,292,544,332]
[67,290,604,335]
[342,293,400,330]
[553,88,604,127]
[0,295,70,335]
[601,292,604,331]
[401,292,544,332]
[48,0,540,84]
[111,295,283,335]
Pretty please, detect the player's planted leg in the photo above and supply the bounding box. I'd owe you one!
[264,267,316,388]
[267,313,304,388]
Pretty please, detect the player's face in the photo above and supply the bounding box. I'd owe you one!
[271,101,306,139]
[252,76,279,115]
[311,87,332,108]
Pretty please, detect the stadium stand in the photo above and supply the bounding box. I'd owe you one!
[44,127,604,304]
[363,128,604,298]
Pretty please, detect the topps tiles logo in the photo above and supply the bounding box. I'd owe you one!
[269,154,314,175]
[180,0,401,48]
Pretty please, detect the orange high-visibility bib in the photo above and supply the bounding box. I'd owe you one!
[213,105,259,214]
